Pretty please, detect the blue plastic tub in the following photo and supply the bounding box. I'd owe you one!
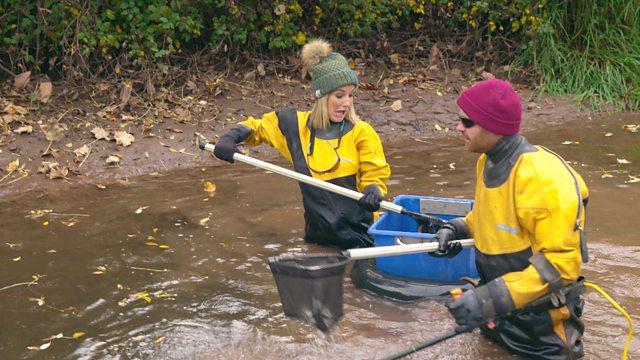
[368,195,478,282]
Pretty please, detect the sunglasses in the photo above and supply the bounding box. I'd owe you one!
[459,116,475,128]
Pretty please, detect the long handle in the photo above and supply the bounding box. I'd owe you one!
[345,239,474,260]
[200,141,407,215]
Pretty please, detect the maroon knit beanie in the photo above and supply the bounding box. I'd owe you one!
[456,79,522,135]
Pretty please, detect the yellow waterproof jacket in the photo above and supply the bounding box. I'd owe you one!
[465,145,589,309]
[238,108,390,249]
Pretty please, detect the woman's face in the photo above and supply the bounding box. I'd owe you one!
[327,85,356,122]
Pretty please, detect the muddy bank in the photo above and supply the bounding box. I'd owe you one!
[0,71,591,199]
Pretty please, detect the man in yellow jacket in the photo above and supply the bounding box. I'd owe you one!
[433,79,589,359]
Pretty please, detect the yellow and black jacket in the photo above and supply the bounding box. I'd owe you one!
[465,134,588,358]
[237,108,390,249]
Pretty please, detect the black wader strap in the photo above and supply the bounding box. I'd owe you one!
[486,278,516,316]
[529,252,564,294]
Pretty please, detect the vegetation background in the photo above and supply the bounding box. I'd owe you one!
[0,0,638,194]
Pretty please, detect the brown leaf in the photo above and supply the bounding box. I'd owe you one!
[114,130,135,147]
[389,53,400,65]
[37,82,53,103]
[119,81,132,108]
[49,165,69,179]
[73,144,90,157]
[429,44,441,68]
[106,155,121,164]
[14,71,31,89]
[91,127,109,140]
[257,63,266,77]
[40,120,66,142]
[14,125,33,134]
[390,100,402,112]
[3,104,28,115]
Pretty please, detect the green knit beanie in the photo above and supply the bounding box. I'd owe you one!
[301,39,358,98]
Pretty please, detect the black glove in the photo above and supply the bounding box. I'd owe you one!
[445,288,485,327]
[429,218,469,258]
[358,184,383,212]
[213,125,252,163]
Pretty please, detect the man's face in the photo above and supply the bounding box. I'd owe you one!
[456,110,502,153]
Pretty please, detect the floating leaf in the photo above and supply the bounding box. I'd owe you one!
[13,256,21,261]
[154,336,166,343]
[158,245,170,249]
[602,172,613,178]
[617,158,631,165]
[146,242,158,246]
[199,216,211,226]
[72,332,85,339]
[5,159,20,172]
[604,132,613,137]
[29,296,46,306]
[622,124,639,133]
[448,162,456,169]
[626,175,640,183]
[43,221,49,226]
[135,206,149,214]
[96,184,106,189]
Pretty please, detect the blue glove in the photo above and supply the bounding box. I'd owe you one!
[213,125,252,163]
[445,288,484,327]
[358,184,383,212]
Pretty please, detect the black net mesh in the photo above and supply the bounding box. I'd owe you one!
[267,253,349,331]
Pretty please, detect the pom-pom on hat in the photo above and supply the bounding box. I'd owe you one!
[456,79,522,135]
[301,39,358,98]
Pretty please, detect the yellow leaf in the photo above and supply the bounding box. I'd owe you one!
[5,159,20,172]
[199,216,211,226]
[43,221,49,226]
[158,245,170,249]
[13,256,21,261]
[153,228,158,233]
[601,173,613,178]
[146,242,158,246]
[148,235,157,241]
[72,332,86,339]
[154,336,166,343]
[434,123,443,131]
[96,184,106,189]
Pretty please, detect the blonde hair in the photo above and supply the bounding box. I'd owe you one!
[309,94,360,130]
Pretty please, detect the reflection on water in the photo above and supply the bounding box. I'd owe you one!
[1,114,639,359]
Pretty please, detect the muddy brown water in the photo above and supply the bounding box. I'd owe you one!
[1,114,639,359]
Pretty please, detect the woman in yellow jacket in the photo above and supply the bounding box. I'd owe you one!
[433,79,589,359]
[212,39,390,250]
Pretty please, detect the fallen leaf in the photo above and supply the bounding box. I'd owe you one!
[37,82,53,103]
[604,132,613,137]
[4,103,28,115]
[135,206,149,214]
[14,125,33,134]
[199,216,210,226]
[626,175,640,183]
[91,127,109,140]
[106,155,120,164]
[601,172,613,178]
[617,158,631,165]
[14,71,31,89]
[6,159,20,172]
[73,144,90,158]
[389,53,400,65]
[48,165,69,179]
[72,332,86,339]
[390,100,402,112]
[622,124,639,133]
[40,120,66,142]
[96,184,106,189]
[114,130,135,147]
[434,123,443,131]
